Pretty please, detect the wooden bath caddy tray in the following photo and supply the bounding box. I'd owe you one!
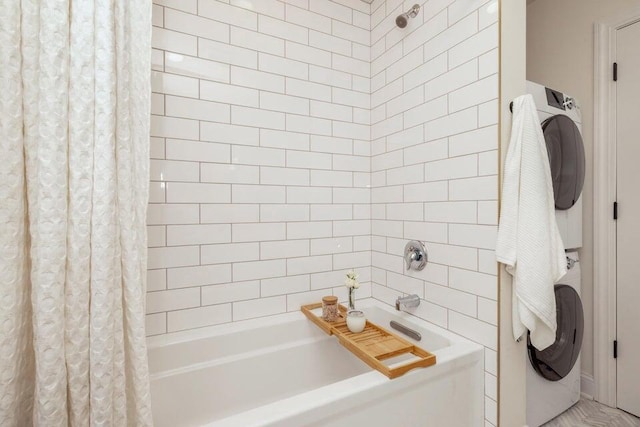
[301,303,436,379]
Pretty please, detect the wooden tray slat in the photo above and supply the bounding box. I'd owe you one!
[301,303,436,379]
[365,338,413,359]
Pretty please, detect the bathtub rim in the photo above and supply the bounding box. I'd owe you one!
[147,298,476,351]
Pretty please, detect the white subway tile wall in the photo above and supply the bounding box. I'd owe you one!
[149,0,498,424]
[369,0,498,424]
[149,0,373,336]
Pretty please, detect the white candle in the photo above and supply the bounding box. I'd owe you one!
[347,310,366,333]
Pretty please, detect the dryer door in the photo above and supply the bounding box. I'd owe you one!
[528,284,584,381]
[542,115,586,210]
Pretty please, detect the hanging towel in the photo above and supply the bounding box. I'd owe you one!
[496,94,567,351]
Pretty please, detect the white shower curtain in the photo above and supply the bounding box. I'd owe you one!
[0,1,153,425]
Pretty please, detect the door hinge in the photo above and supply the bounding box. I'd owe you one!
[614,202,618,220]
[614,340,618,358]
[613,62,618,81]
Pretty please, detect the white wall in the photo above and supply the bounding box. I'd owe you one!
[147,0,374,334]
[527,0,638,380]
[369,0,499,424]
[499,1,527,425]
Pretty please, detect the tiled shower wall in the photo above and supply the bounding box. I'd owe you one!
[147,0,374,335]
[369,0,499,425]
[147,0,499,422]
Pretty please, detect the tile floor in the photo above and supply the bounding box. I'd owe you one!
[542,399,640,426]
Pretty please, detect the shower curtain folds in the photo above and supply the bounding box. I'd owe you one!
[0,1,153,425]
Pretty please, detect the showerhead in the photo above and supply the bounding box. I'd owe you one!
[396,4,421,28]
[396,14,408,28]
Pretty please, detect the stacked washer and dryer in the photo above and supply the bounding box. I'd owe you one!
[525,81,586,427]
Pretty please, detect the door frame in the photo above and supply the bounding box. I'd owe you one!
[593,8,640,408]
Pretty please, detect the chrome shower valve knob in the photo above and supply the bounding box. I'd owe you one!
[404,240,427,271]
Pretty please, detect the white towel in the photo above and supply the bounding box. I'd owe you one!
[496,94,567,351]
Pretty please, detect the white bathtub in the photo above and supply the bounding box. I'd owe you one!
[147,299,484,427]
